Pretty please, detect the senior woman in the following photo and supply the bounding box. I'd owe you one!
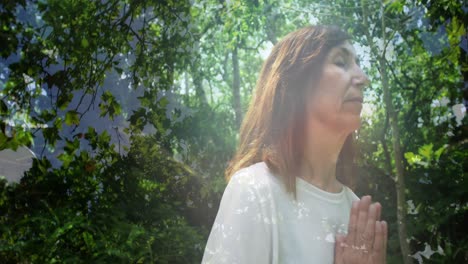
[201,25,388,264]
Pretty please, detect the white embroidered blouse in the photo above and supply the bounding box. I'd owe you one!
[201,161,360,264]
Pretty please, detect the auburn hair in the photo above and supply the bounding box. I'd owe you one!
[225,25,357,200]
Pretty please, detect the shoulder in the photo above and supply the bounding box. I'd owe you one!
[203,163,274,263]
[223,162,280,207]
[228,161,278,192]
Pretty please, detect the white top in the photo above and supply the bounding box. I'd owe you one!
[201,161,360,264]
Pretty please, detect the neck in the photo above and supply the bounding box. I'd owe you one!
[299,122,350,193]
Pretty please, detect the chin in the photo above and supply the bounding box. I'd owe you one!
[340,115,362,133]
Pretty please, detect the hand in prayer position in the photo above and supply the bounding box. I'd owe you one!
[334,196,388,264]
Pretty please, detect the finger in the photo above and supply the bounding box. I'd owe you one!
[372,221,384,256]
[334,234,346,264]
[346,200,359,245]
[375,202,382,221]
[356,195,372,246]
[362,203,377,251]
[382,220,388,263]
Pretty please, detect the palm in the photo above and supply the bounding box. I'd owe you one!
[334,196,388,264]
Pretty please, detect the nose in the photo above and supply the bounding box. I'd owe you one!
[352,66,370,89]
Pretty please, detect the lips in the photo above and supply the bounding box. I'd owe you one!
[344,97,363,103]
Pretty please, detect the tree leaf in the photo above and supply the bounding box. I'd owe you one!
[65,111,80,126]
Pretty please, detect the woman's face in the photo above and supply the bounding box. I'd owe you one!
[305,41,369,134]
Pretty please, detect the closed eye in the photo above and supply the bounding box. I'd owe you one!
[334,46,359,68]
[334,57,348,68]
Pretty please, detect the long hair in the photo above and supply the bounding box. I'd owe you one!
[225,25,357,200]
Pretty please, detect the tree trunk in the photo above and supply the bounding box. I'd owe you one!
[264,0,278,45]
[184,72,190,106]
[190,65,208,107]
[232,44,242,128]
[361,1,413,263]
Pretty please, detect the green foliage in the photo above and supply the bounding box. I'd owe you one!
[0,133,208,263]
[99,91,122,121]
[404,143,447,167]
